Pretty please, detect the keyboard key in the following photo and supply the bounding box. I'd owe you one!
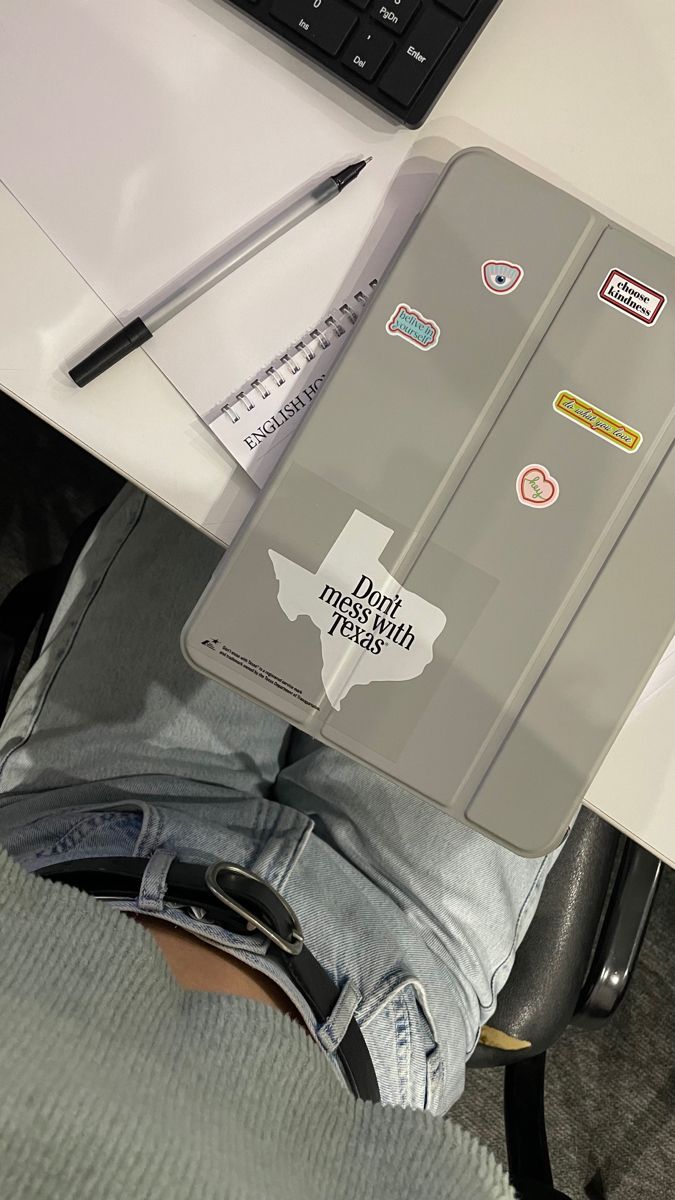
[436,0,476,15]
[372,0,419,35]
[271,0,357,55]
[343,26,394,79]
[378,9,458,105]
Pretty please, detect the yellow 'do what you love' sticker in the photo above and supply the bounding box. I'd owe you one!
[553,391,642,453]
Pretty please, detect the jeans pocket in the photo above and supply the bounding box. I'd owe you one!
[359,973,445,1114]
[9,803,151,869]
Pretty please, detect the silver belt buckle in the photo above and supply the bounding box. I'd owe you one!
[204,861,304,957]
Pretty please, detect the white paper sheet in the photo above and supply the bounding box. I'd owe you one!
[0,0,445,476]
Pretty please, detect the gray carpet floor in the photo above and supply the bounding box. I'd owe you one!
[455,871,675,1199]
[1,392,673,1199]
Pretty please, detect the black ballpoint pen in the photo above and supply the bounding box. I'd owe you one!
[69,157,372,388]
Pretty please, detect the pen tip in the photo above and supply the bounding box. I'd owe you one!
[331,157,373,191]
[364,156,373,164]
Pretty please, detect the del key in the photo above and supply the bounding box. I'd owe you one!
[271,0,357,55]
[378,9,458,106]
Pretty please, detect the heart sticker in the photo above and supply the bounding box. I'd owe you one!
[516,464,559,509]
[482,260,524,294]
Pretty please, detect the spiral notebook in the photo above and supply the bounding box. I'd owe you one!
[201,280,379,487]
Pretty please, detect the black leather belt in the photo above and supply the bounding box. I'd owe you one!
[36,856,380,1103]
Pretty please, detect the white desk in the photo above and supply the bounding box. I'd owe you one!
[2,0,675,862]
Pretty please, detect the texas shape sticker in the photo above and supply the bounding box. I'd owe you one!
[516,464,559,509]
[269,510,446,709]
[482,260,524,294]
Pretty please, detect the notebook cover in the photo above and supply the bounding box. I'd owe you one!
[183,148,675,854]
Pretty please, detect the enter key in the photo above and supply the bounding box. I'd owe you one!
[378,8,459,106]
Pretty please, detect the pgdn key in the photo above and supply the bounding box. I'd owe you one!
[373,0,419,35]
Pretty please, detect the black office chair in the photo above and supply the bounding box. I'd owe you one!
[468,799,662,1199]
[0,506,663,1200]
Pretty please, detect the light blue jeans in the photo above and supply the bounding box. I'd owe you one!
[0,487,561,1115]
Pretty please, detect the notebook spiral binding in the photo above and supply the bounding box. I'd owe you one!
[218,279,378,424]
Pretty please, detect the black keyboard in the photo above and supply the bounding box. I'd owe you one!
[224,0,503,125]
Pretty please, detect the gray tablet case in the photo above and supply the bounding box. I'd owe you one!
[183,148,675,855]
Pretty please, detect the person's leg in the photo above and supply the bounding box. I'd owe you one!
[275,731,564,1111]
[0,482,562,1112]
[0,486,291,861]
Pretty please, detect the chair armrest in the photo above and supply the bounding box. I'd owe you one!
[470,808,620,1068]
[572,839,662,1028]
[0,567,58,716]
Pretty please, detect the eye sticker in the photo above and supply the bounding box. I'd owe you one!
[516,464,559,509]
[482,260,524,295]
